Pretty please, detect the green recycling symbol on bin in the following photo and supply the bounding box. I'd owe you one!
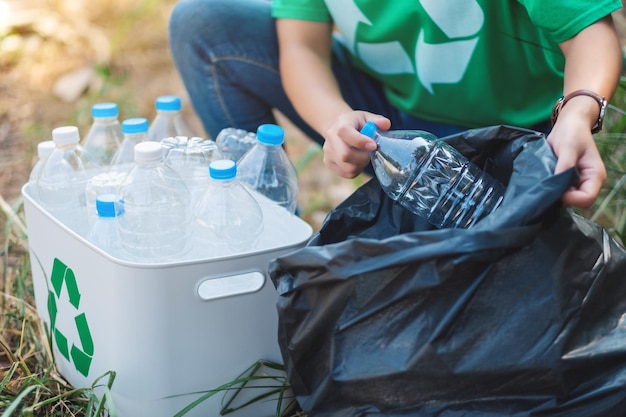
[47,258,94,377]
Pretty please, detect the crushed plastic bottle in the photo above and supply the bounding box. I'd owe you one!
[161,135,222,207]
[215,127,257,162]
[360,121,505,228]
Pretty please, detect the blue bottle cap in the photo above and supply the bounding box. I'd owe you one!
[155,95,182,111]
[256,124,284,146]
[95,193,124,217]
[92,102,118,118]
[122,117,149,134]
[209,159,237,180]
[359,121,378,138]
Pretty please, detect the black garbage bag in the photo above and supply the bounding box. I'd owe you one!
[268,125,626,417]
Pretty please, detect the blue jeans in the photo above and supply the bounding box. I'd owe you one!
[168,0,472,145]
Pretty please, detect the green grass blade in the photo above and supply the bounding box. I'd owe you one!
[0,362,19,392]
[591,174,626,223]
[1,385,38,417]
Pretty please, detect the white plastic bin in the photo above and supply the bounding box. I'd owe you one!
[22,182,312,417]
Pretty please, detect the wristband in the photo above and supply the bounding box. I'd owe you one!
[550,89,607,134]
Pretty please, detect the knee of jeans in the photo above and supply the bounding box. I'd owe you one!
[169,0,255,41]
[169,0,236,45]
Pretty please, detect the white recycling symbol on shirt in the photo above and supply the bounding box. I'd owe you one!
[326,0,484,94]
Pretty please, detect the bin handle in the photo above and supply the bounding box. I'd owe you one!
[197,271,265,301]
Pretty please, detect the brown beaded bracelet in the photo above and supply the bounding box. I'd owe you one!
[550,89,607,133]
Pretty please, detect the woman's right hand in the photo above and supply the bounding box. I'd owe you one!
[322,111,390,178]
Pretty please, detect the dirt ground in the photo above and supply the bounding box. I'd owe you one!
[0,0,363,243]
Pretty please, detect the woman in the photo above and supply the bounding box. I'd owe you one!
[169,0,622,208]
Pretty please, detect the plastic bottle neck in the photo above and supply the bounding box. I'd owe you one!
[135,159,161,167]
[368,131,382,152]
[213,178,236,187]
[93,116,120,124]
[156,109,180,116]
[258,142,281,150]
[54,142,80,152]
[123,132,148,142]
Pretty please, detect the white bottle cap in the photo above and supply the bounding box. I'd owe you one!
[134,141,164,163]
[37,140,56,158]
[52,126,80,145]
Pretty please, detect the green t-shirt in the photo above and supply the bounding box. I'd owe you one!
[272,0,622,128]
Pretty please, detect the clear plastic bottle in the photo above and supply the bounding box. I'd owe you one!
[36,126,89,235]
[28,140,56,201]
[236,124,298,214]
[110,117,149,170]
[215,127,257,162]
[161,135,222,207]
[359,121,505,229]
[117,141,192,262]
[193,159,263,258]
[29,140,55,188]
[88,193,124,258]
[147,95,196,142]
[81,102,123,168]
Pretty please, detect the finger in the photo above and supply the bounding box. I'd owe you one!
[323,155,368,178]
[335,124,377,151]
[553,147,577,175]
[561,183,600,208]
[322,139,370,178]
[561,164,605,208]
